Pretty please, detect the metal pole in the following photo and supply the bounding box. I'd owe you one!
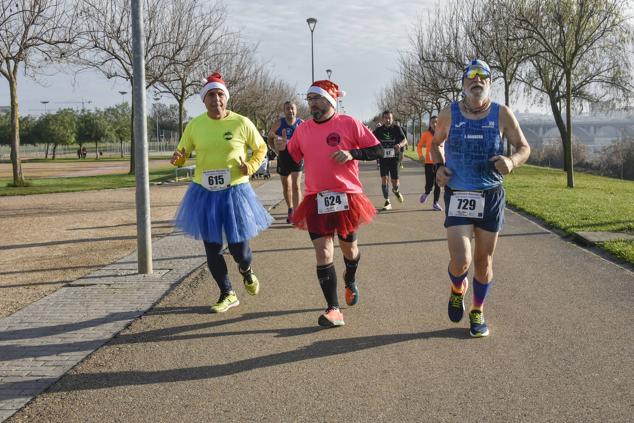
[310,31,314,83]
[131,0,152,274]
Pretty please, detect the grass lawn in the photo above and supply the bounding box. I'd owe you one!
[0,166,177,196]
[404,150,634,264]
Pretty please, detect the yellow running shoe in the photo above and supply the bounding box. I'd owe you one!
[393,188,405,203]
[210,291,239,313]
[240,267,260,296]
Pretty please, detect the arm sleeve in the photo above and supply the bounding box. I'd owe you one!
[173,122,194,167]
[244,119,267,175]
[350,144,384,161]
[349,120,382,160]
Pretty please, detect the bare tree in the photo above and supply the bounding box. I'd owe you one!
[0,0,76,186]
[464,0,537,154]
[513,0,633,187]
[156,0,236,138]
[75,0,181,173]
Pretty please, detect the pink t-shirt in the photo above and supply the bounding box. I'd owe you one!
[287,114,380,195]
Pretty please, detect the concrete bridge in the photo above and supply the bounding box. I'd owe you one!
[517,114,634,152]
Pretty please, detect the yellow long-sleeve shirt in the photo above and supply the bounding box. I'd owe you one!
[173,111,267,186]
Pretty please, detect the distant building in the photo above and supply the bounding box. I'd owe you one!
[0,106,9,115]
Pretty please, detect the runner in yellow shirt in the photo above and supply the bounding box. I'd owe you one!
[171,72,273,313]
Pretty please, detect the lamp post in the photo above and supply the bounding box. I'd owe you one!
[40,100,49,114]
[306,17,317,83]
[326,69,332,80]
[118,90,128,105]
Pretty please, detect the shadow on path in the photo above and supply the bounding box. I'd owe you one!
[1,328,467,398]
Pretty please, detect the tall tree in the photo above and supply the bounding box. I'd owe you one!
[103,103,131,157]
[0,0,76,186]
[155,0,234,138]
[75,0,180,173]
[514,0,633,187]
[464,0,536,154]
[31,108,76,159]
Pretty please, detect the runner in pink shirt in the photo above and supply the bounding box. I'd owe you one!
[275,80,383,328]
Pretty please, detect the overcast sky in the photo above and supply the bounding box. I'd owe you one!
[2,1,449,121]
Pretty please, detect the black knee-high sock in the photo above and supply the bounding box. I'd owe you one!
[316,263,339,308]
[343,254,360,285]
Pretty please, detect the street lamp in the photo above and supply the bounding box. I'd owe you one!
[326,69,332,80]
[118,90,127,105]
[306,17,317,83]
[40,100,49,114]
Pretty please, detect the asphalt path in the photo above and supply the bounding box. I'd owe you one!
[9,160,634,422]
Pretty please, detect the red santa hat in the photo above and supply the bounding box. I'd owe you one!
[307,80,345,108]
[200,72,229,102]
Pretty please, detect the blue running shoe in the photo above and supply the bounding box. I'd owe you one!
[469,310,490,337]
[448,279,468,322]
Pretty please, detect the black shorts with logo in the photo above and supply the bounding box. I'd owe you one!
[277,149,304,176]
[379,158,399,179]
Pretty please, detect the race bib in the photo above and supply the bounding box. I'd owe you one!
[317,191,349,214]
[202,169,231,191]
[448,191,485,218]
[384,148,396,158]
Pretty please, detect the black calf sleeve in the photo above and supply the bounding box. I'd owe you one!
[343,254,360,284]
[316,263,339,308]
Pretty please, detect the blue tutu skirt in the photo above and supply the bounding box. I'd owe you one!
[174,182,273,244]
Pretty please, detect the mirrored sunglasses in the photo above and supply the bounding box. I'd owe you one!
[465,67,491,79]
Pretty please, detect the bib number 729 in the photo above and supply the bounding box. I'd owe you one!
[456,197,477,211]
[447,191,485,218]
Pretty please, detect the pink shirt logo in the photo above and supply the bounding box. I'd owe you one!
[326,132,341,146]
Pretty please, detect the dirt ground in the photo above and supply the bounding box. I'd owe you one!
[0,183,188,317]
[0,159,169,179]
[1,156,269,318]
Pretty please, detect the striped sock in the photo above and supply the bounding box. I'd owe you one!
[448,269,468,294]
[472,277,491,311]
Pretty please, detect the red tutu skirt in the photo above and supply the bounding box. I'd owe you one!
[291,192,377,237]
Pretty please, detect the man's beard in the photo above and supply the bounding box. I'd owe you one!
[465,85,490,101]
[311,109,326,120]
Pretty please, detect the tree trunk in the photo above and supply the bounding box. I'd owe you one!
[52,144,57,160]
[564,68,575,188]
[95,141,99,159]
[120,139,124,158]
[8,75,25,186]
[178,98,185,139]
[547,93,568,170]
[45,143,50,159]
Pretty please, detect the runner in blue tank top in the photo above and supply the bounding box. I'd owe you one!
[268,101,304,223]
[431,60,531,337]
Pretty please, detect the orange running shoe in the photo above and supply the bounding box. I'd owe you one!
[318,307,345,328]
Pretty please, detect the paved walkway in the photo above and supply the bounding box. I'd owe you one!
[2,162,633,422]
[0,182,283,421]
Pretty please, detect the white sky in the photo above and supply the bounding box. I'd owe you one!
[2,0,444,122]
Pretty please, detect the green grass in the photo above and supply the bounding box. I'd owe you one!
[504,165,634,264]
[404,151,634,264]
[0,166,177,196]
[504,165,634,233]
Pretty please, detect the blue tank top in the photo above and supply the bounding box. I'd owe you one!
[275,117,303,139]
[446,101,504,190]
